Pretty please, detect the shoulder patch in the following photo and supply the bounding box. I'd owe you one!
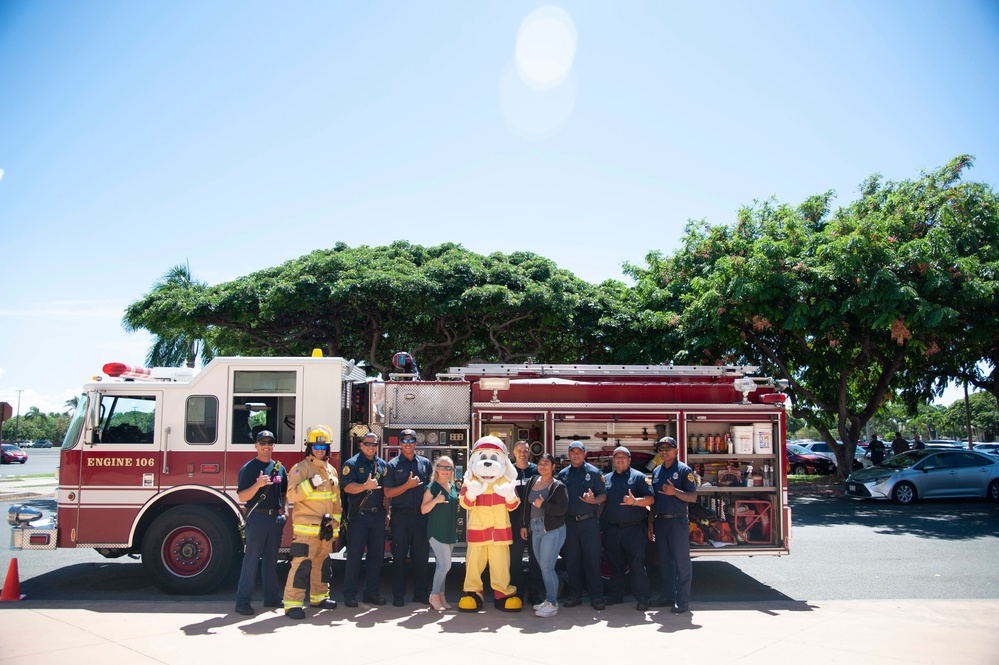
[687,472,695,483]
[342,465,351,476]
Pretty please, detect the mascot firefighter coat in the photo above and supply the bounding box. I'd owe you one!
[458,436,523,612]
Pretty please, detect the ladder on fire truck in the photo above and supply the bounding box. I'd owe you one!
[442,363,761,379]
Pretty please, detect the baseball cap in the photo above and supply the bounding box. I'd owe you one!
[657,436,678,449]
[612,446,631,457]
[399,428,417,443]
[567,441,585,451]
[256,430,276,444]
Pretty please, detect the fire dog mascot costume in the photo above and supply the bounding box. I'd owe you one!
[458,436,523,612]
[282,425,342,619]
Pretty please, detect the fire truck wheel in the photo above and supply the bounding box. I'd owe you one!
[141,506,237,594]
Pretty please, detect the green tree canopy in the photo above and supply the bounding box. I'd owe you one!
[124,241,635,378]
[626,156,999,473]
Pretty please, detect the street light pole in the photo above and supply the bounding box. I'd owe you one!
[13,389,23,444]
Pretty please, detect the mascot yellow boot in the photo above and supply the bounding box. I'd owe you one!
[457,436,523,612]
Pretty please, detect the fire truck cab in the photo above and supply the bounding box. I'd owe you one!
[10,355,790,595]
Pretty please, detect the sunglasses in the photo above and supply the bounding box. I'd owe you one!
[360,441,378,447]
[400,438,417,444]
[437,465,453,471]
[312,444,330,450]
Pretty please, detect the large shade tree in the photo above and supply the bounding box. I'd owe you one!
[627,156,999,474]
[124,242,635,378]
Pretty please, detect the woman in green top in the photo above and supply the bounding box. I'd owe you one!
[421,455,459,611]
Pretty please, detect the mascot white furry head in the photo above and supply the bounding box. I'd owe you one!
[458,435,523,613]
[465,435,518,486]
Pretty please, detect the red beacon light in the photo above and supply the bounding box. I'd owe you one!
[103,363,152,379]
[101,363,194,382]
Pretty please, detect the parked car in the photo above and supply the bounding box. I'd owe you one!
[786,443,836,475]
[796,440,871,471]
[845,449,999,504]
[1,443,28,464]
[30,439,54,448]
[973,443,999,456]
[925,440,963,449]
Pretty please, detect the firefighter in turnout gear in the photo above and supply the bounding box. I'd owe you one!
[283,425,343,619]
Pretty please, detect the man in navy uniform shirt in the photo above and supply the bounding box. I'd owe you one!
[557,441,607,610]
[383,428,433,607]
[601,446,654,611]
[234,430,288,616]
[341,432,389,607]
[649,436,697,614]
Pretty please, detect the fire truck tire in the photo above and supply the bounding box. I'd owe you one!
[141,506,238,594]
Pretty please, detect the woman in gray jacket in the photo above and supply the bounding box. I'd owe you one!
[519,453,569,617]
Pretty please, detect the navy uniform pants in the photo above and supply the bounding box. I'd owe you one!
[389,511,430,602]
[236,512,284,608]
[563,516,603,602]
[343,511,386,600]
[653,516,692,603]
[604,522,651,602]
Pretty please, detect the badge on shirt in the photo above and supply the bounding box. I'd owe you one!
[687,472,695,483]
[342,465,351,476]
[672,472,679,480]
[585,473,591,482]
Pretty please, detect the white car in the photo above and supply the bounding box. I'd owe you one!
[796,440,871,470]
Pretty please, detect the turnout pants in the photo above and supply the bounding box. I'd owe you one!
[283,528,333,609]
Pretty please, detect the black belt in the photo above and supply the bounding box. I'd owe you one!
[392,507,419,515]
[571,513,596,522]
[359,506,382,514]
[610,519,645,528]
[655,513,687,520]
[262,509,283,516]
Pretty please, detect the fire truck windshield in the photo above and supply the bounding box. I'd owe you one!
[62,393,88,450]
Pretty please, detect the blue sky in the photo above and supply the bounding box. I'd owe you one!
[2,1,997,416]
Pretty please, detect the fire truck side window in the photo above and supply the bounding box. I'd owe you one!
[186,396,218,444]
[99,395,156,444]
[231,371,297,445]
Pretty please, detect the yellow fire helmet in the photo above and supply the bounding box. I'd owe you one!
[306,425,335,450]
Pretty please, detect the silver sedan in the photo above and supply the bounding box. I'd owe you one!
[844,449,999,505]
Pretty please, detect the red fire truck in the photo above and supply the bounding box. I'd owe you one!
[9,354,791,594]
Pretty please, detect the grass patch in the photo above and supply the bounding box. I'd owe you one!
[787,474,842,487]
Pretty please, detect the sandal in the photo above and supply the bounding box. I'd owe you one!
[430,594,446,612]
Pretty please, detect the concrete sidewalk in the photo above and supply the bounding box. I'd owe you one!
[0,476,58,502]
[0,599,997,664]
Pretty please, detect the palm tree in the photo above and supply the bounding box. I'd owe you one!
[123,261,216,368]
[64,396,79,413]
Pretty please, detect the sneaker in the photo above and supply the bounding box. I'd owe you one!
[534,601,559,618]
[532,600,547,611]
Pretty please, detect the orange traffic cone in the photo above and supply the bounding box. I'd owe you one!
[1,558,26,601]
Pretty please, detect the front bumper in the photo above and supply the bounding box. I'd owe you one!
[8,505,58,550]
[844,479,890,500]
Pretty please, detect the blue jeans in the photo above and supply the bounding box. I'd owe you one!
[428,537,452,594]
[531,518,566,604]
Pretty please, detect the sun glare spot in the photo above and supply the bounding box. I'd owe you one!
[515,6,577,92]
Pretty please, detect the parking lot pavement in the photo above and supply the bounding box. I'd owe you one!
[0,599,997,664]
